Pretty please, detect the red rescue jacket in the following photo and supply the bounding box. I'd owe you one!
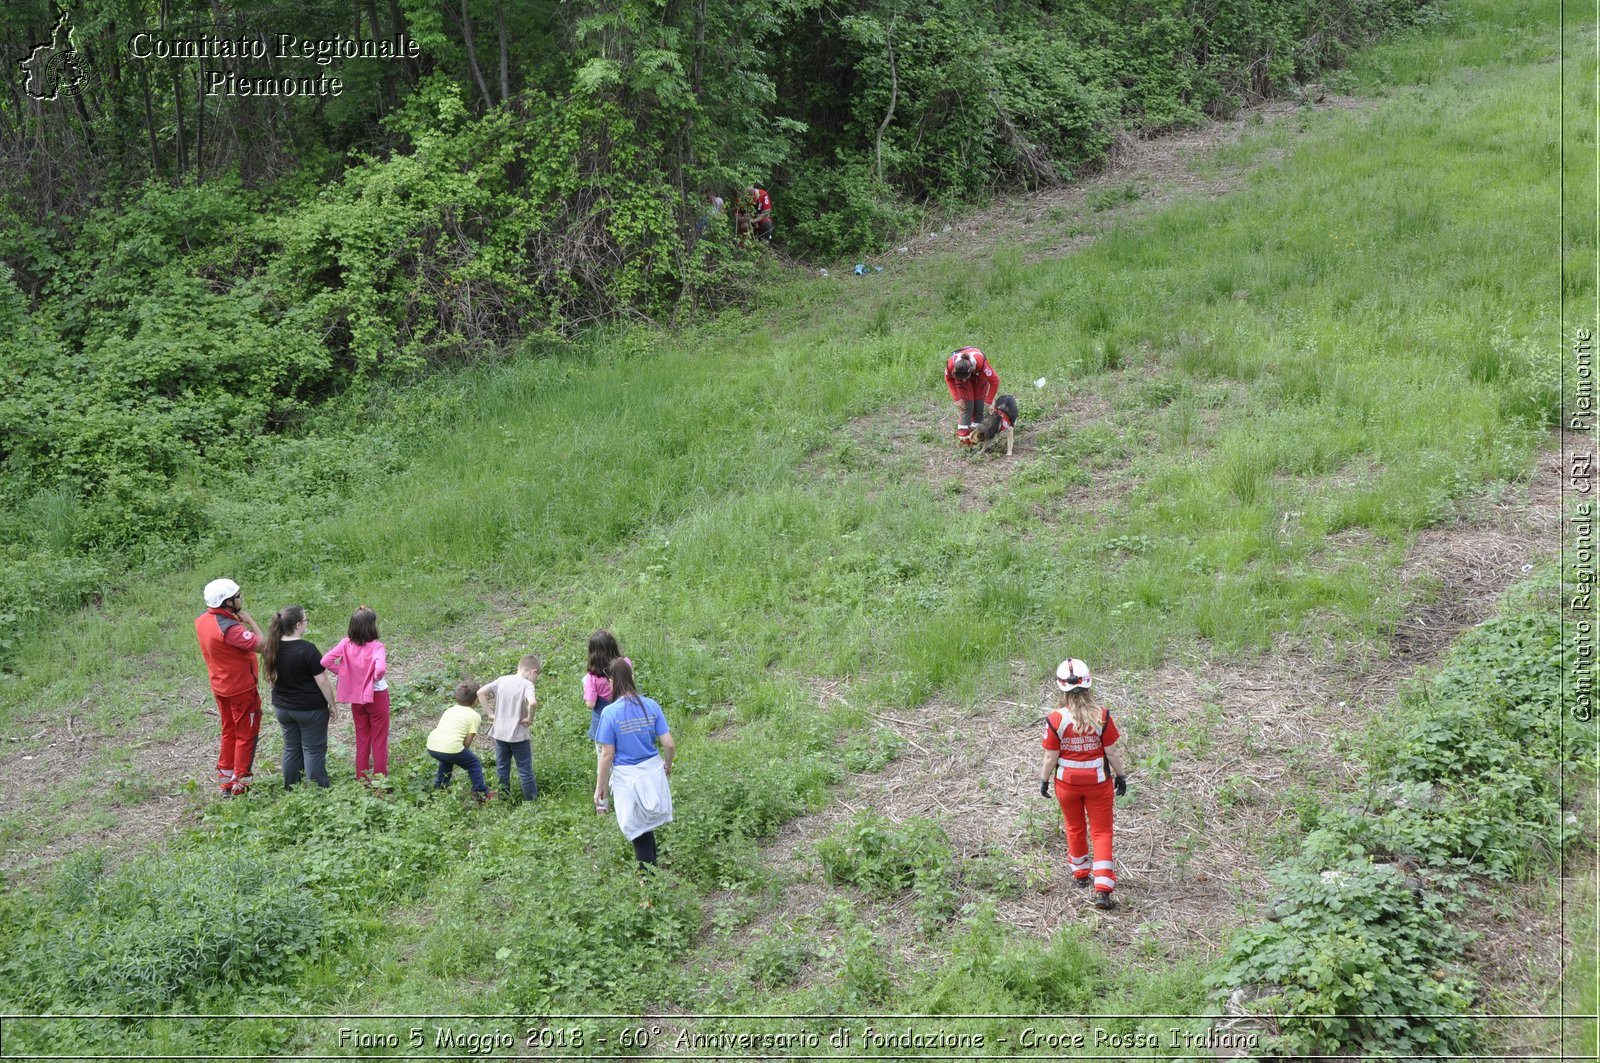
[1043,709,1120,786]
[195,607,261,698]
[945,347,999,404]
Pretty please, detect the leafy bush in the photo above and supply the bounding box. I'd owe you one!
[816,811,959,932]
[817,811,948,895]
[922,904,1105,1014]
[842,727,906,773]
[839,922,895,1003]
[1208,578,1591,1056]
[781,160,910,260]
[666,752,826,886]
[1344,607,1574,876]
[3,849,337,1012]
[420,811,702,1008]
[1209,861,1475,1057]
[199,768,461,905]
[745,928,811,988]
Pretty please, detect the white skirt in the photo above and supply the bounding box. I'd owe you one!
[610,755,673,841]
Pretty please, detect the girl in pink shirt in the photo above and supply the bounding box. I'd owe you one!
[321,607,390,779]
[583,630,630,759]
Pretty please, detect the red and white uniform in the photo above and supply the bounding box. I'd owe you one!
[944,347,999,405]
[196,606,263,792]
[749,187,772,220]
[1043,708,1119,893]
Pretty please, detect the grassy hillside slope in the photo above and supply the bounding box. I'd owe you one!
[0,0,1590,1058]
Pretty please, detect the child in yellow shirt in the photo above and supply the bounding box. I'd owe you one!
[427,681,492,801]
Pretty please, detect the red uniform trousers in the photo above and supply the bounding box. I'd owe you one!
[214,688,262,792]
[349,688,391,779]
[1055,778,1117,893]
[947,377,996,405]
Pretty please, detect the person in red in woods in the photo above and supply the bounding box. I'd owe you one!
[195,578,265,797]
[744,185,773,243]
[1039,658,1128,909]
[944,347,999,446]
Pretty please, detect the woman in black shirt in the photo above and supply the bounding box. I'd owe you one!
[262,605,337,789]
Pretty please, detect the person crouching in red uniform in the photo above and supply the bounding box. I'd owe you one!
[196,578,265,796]
[744,185,773,243]
[1039,658,1128,909]
[944,347,999,446]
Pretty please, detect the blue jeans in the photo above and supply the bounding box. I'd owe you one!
[429,748,487,793]
[276,706,330,789]
[494,739,537,801]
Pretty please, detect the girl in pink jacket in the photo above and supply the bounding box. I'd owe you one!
[321,607,389,780]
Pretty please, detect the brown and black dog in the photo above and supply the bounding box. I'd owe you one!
[971,394,1019,455]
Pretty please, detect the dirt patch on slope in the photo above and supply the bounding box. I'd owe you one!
[737,443,1563,966]
[876,91,1365,268]
[0,587,580,873]
[802,387,1115,510]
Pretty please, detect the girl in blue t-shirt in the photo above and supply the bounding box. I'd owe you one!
[593,659,675,869]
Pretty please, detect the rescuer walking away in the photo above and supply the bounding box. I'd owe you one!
[1039,658,1128,909]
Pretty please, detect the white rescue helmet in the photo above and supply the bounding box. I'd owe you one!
[203,578,241,608]
[1056,658,1092,692]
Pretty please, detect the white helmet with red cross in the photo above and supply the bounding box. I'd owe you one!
[1056,659,1092,692]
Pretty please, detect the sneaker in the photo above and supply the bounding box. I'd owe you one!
[229,781,251,797]
[1092,890,1116,910]
[1074,874,1091,889]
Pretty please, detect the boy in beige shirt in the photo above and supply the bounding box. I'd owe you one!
[478,654,540,802]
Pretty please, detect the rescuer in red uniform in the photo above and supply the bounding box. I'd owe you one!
[1039,659,1128,909]
[744,185,773,243]
[195,578,265,796]
[944,347,999,446]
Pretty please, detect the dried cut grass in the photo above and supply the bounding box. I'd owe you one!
[0,588,581,873]
[743,443,1564,969]
[766,657,1362,962]
[889,94,1365,267]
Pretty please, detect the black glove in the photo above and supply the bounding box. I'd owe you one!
[1039,777,1052,798]
[1113,774,1127,797]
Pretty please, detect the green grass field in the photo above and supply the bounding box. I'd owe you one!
[0,0,1592,1057]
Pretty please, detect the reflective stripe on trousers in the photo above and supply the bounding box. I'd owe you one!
[1054,779,1115,892]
